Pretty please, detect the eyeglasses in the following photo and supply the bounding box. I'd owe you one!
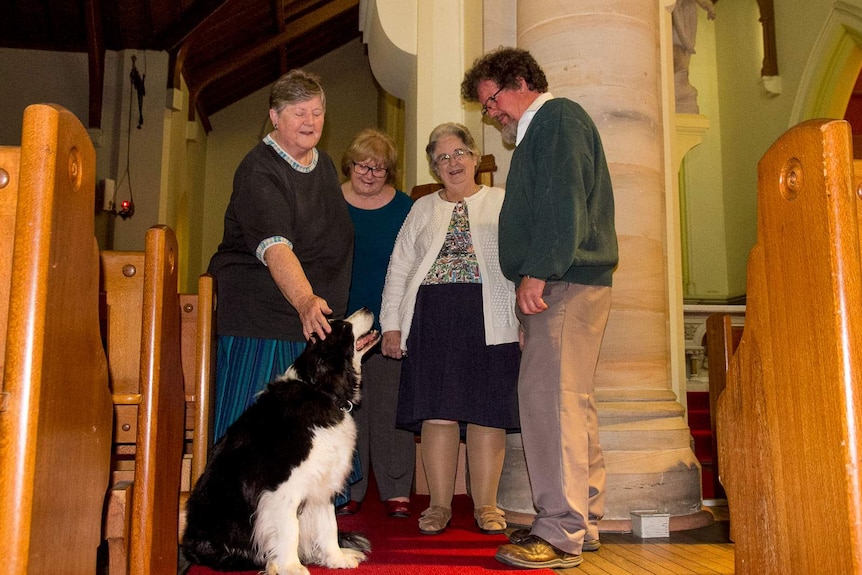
[481,87,504,116]
[352,162,388,178]
[435,148,472,165]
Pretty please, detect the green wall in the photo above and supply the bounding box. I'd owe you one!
[682,0,862,301]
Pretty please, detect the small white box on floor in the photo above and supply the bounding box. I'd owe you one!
[630,510,670,538]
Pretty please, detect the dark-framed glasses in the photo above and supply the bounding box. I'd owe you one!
[352,162,388,178]
[481,87,504,116]
[435,148,472,165]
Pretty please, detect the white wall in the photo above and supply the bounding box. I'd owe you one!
[679,6,727,301]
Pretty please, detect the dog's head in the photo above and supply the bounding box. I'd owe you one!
[287,308,380,410]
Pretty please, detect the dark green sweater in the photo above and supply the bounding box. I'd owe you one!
[499,98,618,287]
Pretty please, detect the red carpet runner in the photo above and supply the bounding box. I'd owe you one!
[187,492,553,574]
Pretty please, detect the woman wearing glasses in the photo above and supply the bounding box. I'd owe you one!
[336,129,415,518]
[380,123,520,536]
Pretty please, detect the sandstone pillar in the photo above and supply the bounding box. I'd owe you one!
[497,0,705,527]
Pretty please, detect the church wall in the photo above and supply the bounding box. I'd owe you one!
[712,0,862,299]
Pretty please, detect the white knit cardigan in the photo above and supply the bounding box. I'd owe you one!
[380,185,518,351]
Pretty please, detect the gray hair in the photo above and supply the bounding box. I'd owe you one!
[270,69,326,112]
[425,122,481,177]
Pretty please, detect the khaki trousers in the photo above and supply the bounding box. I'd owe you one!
[517,282,612,555]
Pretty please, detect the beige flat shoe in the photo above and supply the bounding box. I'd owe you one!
[418,505,452,535]
[474,505,507,534]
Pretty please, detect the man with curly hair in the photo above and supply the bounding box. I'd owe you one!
[462,47,619,570]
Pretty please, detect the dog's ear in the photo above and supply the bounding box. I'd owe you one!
[292,321,355,389]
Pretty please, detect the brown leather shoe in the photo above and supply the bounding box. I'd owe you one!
[495,535,583,569]
[508,528,601,551]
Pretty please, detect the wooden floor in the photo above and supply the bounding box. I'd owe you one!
[557,510,733,575]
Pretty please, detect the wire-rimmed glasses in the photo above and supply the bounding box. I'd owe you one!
[435,148,472,165]
[481,87,504,116]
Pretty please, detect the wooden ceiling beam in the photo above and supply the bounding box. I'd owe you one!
[274,0,288,75]
[187,0,358,122]
[85,0,105,129]
[154,0,233,53]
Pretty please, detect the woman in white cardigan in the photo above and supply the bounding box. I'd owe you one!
[380,123,520,537]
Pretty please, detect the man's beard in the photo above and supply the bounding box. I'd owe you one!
[501,121,517,147]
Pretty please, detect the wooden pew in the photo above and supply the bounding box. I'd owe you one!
[0,145,20,383]
[716,119,862,574]
[0,104,113,574]
[705,313,743,502]
[101,225,186,575]
[178,273,216,540]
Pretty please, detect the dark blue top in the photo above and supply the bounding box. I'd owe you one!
[346,191,413,331]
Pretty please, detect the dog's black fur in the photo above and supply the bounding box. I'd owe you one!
[182,309,377,575]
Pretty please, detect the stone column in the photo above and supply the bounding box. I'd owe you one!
[497,0,705,527]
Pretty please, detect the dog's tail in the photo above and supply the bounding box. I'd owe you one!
[338,530,371,554]
[182,537,261,571]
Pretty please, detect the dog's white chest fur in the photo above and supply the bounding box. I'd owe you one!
[298,417,358,497]
[252,416,359,574]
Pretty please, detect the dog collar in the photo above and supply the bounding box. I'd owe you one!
[341,401,354,413]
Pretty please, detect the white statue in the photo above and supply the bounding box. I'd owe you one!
[672,0,716,114]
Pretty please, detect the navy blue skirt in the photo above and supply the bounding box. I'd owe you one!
[396,283,520,434]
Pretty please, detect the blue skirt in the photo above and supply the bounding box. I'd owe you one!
[213,335,306,441]
[397,283,521,435]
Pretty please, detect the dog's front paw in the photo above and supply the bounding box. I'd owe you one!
[265,561,309,575]
[320,548,367,569]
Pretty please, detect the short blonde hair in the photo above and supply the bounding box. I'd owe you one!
[341,129,399,186]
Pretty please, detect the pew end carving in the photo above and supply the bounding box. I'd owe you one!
[0,103,113,574]
[715,119,862,574]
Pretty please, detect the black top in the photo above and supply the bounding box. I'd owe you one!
[208,140,354,341]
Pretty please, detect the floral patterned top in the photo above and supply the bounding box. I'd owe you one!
[422,200,481,284]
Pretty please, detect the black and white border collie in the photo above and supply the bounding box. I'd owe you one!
[183,309,379,575]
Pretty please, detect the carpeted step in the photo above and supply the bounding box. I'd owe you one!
[691,428,713,462]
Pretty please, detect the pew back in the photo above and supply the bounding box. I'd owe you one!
[716,119,862,573]
[132,225,185,574]
[705,313,742,502]
[410,153,497,200]
[100,226,186,575]
[177,274,216,541]
[0,146,20,381]
[0,103,113,574]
